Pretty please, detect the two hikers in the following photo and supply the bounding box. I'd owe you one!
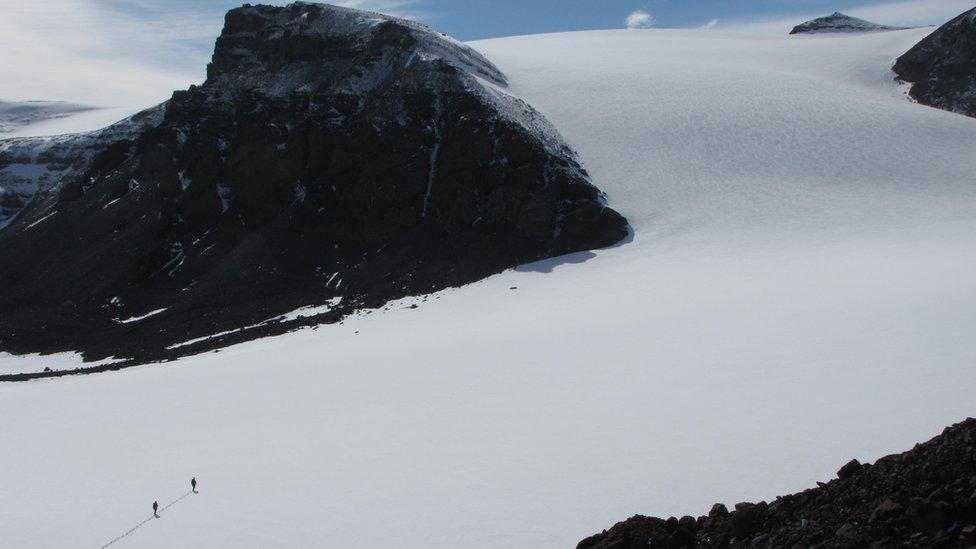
[152,478,198,517]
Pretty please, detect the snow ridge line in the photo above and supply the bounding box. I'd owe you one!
[100,490,194,549]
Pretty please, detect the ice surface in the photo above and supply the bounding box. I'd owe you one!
[1,26,976,549]
[2,105,152,138]
[0,100,94,135]
[0,352,120,375]
[165,299,344,350]
[273,298,344,323]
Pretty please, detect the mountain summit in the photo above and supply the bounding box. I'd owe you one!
[789,12,908,35]
[0,2,628,371]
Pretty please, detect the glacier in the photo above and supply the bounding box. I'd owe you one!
[0,23,975,549]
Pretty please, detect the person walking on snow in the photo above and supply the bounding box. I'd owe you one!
[153,501,159,518]
[191,477,197,493]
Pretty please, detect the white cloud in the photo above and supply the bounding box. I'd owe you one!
[625,9,654,29]
[0,0,195,107]
[702,18,720,30]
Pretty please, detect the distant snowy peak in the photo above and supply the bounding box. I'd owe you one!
[893,7,976,118]
[0,100,94,134]
[789,12,909,35]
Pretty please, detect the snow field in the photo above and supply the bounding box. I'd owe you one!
[2,26,976,548]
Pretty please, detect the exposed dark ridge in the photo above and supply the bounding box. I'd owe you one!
[894,7,976,118]
[790,12,909,35]
[0,2,629,374]
[578,418,976,548]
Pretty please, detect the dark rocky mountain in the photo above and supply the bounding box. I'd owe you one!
[0,2,628,376]
[893,7,976,118]
[790,12,909,35]
[578,418,976,548]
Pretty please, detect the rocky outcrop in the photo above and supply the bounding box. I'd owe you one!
[790,12,908,35]
[894,8,976,118]
[578,418,976,548]
[0,106,164,230]
[0,2,628,372]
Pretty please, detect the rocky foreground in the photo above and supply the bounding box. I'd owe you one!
[579,418,976,548]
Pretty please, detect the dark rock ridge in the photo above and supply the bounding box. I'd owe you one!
[578,418,976,548]
[790,12,909,35]
[0,107,163,230]
[0,2,628,373]
[894,7,976,118]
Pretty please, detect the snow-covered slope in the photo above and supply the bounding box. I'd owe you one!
[2,26,976,549]
[0,100,151,140]
[0,100,94,134]
[1,105,152,138]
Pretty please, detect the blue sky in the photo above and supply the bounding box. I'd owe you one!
[418,0,949,39]
[0,0,971,105]
[51,0,976,69]
[73,0,976,45]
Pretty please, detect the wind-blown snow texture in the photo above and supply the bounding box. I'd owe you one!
[1,24,975,549]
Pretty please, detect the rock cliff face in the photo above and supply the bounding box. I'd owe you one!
[0,2,628,373]
[578,418,976,548]
[894,8,976,118]
[789,12,908,35]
